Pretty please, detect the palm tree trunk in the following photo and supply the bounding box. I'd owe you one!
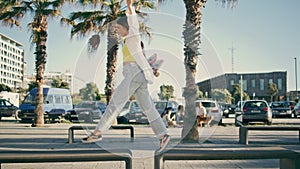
[181,0,206,143]
[105,23,118,103]
[34,15,48,127]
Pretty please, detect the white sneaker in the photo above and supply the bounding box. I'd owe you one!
[81,132,102,143]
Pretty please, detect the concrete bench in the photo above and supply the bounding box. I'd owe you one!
[68,125,134,144]
[239,126,300,145]
[0,149,132,169]
[154,146,300,169]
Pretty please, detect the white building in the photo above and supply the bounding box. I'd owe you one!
[0,33,25,89]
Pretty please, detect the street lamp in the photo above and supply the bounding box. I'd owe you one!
[295,57,298,99]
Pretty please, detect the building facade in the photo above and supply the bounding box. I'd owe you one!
[197,71,287,102]
[44,71,73,93]
[0,33,25,89]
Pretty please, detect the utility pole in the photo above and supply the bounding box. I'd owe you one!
[295,57,298,99]
[229,43,236,73]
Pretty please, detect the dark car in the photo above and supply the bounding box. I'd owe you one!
[117,100,179,124]
[292,102,300,118]
[66,101,106,123]
[219,102,235,118]
[0,99,19,120]
[117,101,149,124]
[269,101,292,118]
[241,100,272,125]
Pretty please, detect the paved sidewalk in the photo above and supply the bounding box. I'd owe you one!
[0,120,299,169]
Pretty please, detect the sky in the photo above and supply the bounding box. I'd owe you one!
[0,0,299,98]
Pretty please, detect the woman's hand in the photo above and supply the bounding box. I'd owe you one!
[127,0,133,6]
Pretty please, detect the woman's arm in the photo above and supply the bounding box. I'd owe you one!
[127,0,134,14]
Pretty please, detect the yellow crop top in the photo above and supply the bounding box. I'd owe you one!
[122,42,136,62]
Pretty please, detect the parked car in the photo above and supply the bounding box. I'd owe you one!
[195,99,223,125]
[269,101,292,118]
[0,99,19,120]
[241,100,272,125]
[218,102,235,118]
[117,101,148,124]
[19,87,73,123]
[117,100,179,124]
[292,102,300,118]
[66,101,106,123]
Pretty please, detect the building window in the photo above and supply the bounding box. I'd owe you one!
[230,80,234,86]
[242,80,247,91]
[269,79,273,84]
[251,79,255,88]
[278,78,282,90]
[260,79,264,90]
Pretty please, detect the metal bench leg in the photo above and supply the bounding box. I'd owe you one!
[68,129,74,144]
[239,127,248,144]
[154,153,164,169]
[125,158,132,169]
[130,128,134,138]
[298,130,300,143]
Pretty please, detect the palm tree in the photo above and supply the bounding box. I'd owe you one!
[181,0,237,142]
[0,0,74,127]
[62,0,153,103]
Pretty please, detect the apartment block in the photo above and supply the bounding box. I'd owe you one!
[0,33,25,89]
[44,71,73,93]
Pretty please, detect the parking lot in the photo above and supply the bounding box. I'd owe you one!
[0,117,299,169]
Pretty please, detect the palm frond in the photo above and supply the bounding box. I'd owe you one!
[215,0,238,8]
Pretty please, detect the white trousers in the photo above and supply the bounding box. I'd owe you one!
[95,63,168,137]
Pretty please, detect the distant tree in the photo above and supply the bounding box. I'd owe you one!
[197,89,204,99]
[0,84,12,92]
[27,81,37,92]
[158,84,175,101]
[231,84,250,104]
[79,82,100,101]
[212,89,232,103]
[267,83,278,102]
[51,78,69,89]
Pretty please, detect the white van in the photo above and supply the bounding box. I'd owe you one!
[19,87,73,123]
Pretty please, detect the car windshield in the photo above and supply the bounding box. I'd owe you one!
[76,102,96,108]
[122,101,131,111]
[22,94,47,105]
[155,102,167,110]
[201,102,216,108]
[271,102,289,108]
[244,101,267,108]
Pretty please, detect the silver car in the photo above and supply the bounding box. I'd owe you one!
[241,100,272,125]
